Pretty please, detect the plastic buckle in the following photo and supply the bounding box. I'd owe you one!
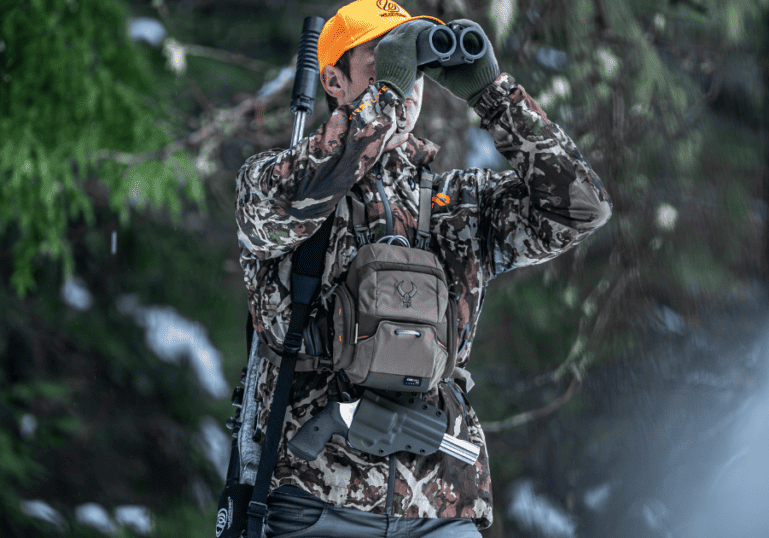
[416,231,430,250]
[316,356,333,370]
[355,225,370,245]
[320,283,338,306]
[247,500,269,519]
[283,331,303,355]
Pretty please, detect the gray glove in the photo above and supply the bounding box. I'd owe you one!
[375,19,437,100]
[420,19,500,106]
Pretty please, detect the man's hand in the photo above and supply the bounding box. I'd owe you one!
[420,20,500,107]
[375,19,437,100]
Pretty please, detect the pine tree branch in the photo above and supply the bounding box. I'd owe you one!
[93,69,294,166]
[183,43,271,73]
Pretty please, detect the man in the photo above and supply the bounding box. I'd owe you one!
[236,0,612,536]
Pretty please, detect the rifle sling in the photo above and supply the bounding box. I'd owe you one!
[247,213,334,538]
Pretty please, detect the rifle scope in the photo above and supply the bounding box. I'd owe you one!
[416,23,487,68]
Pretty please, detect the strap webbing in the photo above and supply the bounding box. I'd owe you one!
[350,195,369,245]
[417,168,434,250]
[247,213,334,538]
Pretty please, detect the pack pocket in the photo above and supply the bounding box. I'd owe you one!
[344,321,448,393]
[330,285,356,370]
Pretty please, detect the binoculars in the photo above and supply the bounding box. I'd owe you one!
[416,22,488,68]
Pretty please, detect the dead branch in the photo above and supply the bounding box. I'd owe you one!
[183,43,272,73]
[93,68,294,166]
[481,366,583,433]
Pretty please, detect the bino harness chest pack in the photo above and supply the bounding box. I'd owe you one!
[328,167,458,392]
[262,165,460,393]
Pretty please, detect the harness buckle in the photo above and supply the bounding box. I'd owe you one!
[282,331,303,355]
[354,224,370,245]
[416,230,430,250]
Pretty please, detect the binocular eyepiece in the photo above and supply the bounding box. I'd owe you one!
[416,23,487,68]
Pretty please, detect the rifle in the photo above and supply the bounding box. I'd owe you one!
[216,15,325,538]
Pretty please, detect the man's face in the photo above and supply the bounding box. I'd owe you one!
[323,32,423,108]
[340,39,378,106]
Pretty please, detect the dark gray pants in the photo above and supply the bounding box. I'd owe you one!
[265,486,483,538]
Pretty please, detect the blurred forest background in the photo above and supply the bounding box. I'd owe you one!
[1,0,768,537]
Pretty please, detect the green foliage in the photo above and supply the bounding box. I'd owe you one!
[0,371,68,534]
[0,0,203,295]
[152,502,220,538]
[470,10,766,510]
[671,246,728,293]
[0,205,240,534]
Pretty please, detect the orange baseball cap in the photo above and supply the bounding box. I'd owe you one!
[318,0,443,83]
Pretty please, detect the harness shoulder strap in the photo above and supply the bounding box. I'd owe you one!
[417,167,435,250]
[349,194,369,245]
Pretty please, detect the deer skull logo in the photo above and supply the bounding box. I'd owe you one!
[396,281,417,308]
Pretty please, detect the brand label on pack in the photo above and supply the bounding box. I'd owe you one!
[216,508,227,537]
[403,376,422,387]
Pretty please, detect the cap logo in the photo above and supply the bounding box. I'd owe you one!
[377,0,407,17]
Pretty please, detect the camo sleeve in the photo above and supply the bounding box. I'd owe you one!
[470,72,612,277]
[236,83,403,260]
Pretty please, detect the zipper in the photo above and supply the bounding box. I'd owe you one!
[333,286,356,346]
[447,294,458,368]
[375,163,394,236]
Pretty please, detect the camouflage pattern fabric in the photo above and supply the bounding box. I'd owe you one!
[236,72,612,530]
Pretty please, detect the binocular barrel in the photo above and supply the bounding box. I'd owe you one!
[416,23,487,68]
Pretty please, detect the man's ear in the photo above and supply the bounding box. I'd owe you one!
[321,65,346,101]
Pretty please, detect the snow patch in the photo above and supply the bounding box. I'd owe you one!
[128,18,166,46]
[536,46,569,71]
[164,39,187,74]
[656,203,678,231]
[19,413,38,440]
[61,276,93,311]
[117,294,228,398]
[20,500,67,531]
[596,48,620,78]
[75,503,117,535]
[507,479,577,538]
[583,482,612,513]
[114,505,154,535]
[200,415,231,481]
[653,304,687,335]
[257,66,295,98]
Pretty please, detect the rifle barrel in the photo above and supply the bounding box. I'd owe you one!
[290,16,325,147]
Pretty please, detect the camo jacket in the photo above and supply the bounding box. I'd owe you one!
[236,72,612,530]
